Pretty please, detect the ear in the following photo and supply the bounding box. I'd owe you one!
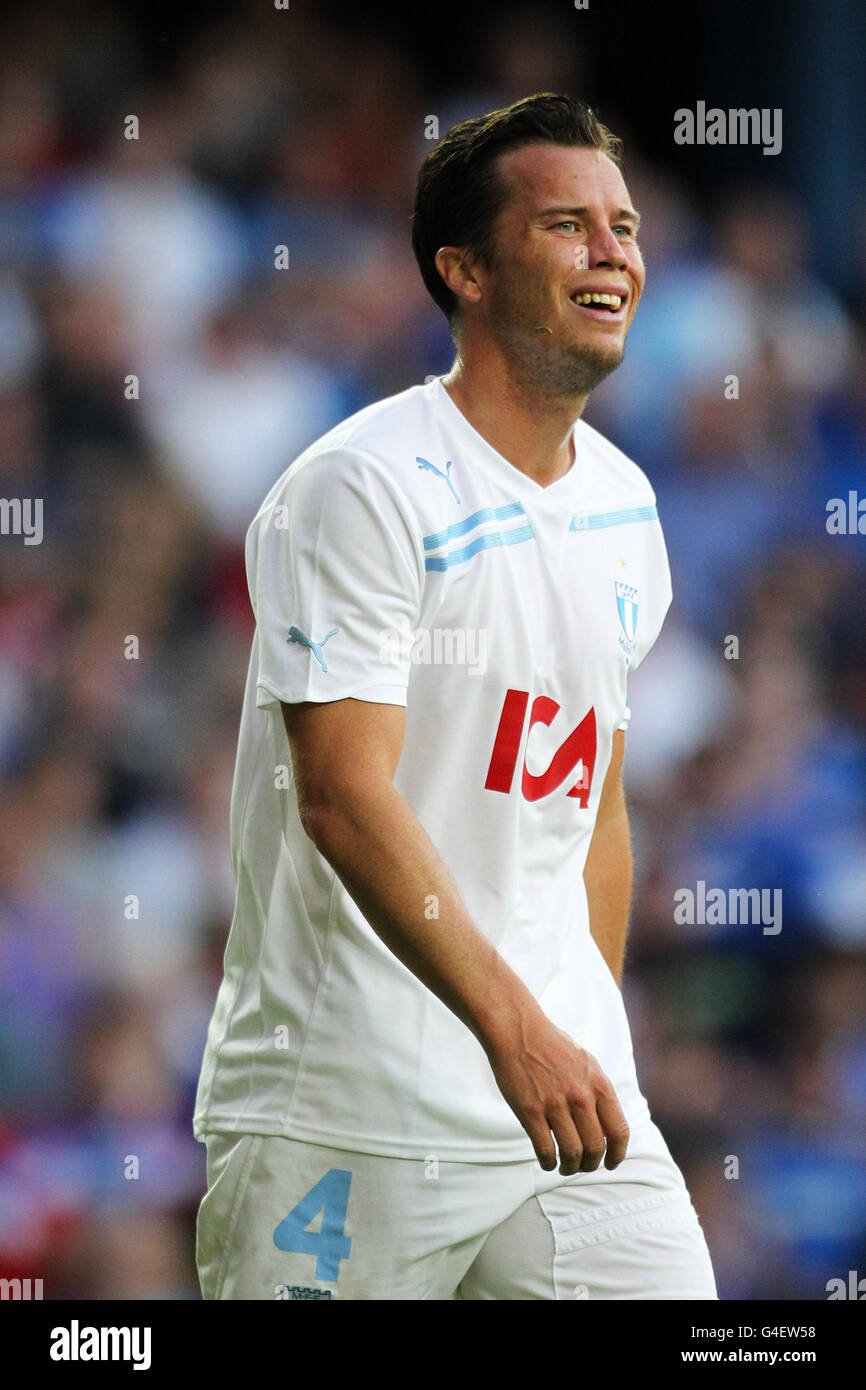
[434,246,484,310]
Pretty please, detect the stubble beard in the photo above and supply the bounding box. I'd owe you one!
[489,276,626,405]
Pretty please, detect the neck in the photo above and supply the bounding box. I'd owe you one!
[441,338,587,488]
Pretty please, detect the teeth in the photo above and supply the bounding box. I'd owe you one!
[576,292,623,309]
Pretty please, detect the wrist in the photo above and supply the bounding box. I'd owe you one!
[469,956,541,1057]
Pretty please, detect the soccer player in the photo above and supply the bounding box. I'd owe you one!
[194,93,718,1301]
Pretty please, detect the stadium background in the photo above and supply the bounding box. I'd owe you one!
[1,0,865,1299]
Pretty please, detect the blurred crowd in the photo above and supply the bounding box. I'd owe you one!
[0,2,864,1300]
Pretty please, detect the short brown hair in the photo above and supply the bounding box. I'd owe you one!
[411,92,623,332]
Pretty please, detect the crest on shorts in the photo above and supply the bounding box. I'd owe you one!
[275,1284,333,1300]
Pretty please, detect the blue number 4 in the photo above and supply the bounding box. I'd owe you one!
[273,1169,353,1282]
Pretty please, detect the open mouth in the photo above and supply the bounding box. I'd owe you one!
[569,290,628,322]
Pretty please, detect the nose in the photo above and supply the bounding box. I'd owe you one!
[587,224,628,268]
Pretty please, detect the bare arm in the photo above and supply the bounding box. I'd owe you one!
[281,696,630,1176]
[583,730,633,987]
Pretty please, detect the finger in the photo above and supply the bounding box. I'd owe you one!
[523,1110,558,1171]
[568,1101,607,1173]
[547,1105,584,1177]
[596,1089,630,1169]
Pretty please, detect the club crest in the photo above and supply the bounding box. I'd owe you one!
[615,581,639,651]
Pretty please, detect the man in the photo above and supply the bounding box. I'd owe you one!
[194,92,718,1301]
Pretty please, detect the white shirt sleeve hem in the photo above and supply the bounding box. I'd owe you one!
[256,679,409,710]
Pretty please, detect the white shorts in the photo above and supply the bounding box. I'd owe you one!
[196,1121,718,1301]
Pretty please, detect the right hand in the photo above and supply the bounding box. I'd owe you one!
[483,1010,630,1176]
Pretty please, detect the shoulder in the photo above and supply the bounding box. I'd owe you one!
[251,382,435,525]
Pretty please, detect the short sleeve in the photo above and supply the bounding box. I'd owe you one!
[247,448,424,709]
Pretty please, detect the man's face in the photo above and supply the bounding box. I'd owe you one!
[472,143,645,394]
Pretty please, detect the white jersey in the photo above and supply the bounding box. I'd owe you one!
[193,376,673,1162]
